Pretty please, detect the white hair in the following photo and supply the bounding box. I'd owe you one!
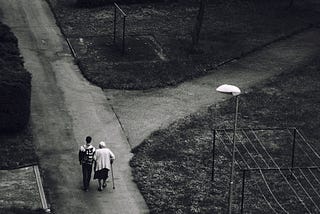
[99,141,106,148]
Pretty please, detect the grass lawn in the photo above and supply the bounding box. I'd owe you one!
[48,0,320,89]
[130,57,320,213]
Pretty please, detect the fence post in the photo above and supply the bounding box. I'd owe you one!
[240,169,246,214]
[122,15,126,54]
[212,129,216,181]
[113,4,116,43]
[291,128,297,168]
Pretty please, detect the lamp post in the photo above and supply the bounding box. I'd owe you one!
[216,84,241,214]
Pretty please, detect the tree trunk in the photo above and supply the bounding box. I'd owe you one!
[288,0,294,8]
[191,0,207,49]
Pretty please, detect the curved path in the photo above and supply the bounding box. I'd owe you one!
[0,0,148,213]
[1,0,320,213]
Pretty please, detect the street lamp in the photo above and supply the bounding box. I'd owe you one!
[216,84,241,214]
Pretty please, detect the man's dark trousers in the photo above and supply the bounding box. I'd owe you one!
[82,163,93,190]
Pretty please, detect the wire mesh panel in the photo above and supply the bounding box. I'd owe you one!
[212,128,320,213]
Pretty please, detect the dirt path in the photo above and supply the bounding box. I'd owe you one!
[0,0,148,213]
[106,27,320,149]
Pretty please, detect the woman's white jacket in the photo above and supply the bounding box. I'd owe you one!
[94,148,115,171]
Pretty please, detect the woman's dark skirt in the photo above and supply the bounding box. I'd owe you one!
[94,168,109,180]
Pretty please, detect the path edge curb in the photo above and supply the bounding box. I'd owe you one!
[33,165,51,213]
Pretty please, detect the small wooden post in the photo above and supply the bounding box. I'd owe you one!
[291,128,297,168]
[113,4,116,43]
[122,15,126,54]
[212,129,216,181]
[240,169,246,214]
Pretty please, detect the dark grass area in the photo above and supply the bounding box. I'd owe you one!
[0,207,47,214]
[130,57,320,213]
[0,124,37,170]
[48,0,320,89]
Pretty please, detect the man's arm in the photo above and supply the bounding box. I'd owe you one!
[79,146,84,165]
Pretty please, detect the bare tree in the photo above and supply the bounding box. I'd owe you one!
[191,0,207,49]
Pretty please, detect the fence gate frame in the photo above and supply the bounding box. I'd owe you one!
[113,2,127,54]
[211,127,320,213]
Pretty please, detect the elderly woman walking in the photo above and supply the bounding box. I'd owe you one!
[94,141,115,191]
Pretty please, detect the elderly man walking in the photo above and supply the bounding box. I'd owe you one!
[94,141,115,191]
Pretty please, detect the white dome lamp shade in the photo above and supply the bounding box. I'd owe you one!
[216,84,241,96]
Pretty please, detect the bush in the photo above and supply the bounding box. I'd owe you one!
[0,23,18,44]
[0,22,31,133]
[0,72,31,132]
[0,207,47,214]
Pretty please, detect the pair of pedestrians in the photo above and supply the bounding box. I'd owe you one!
[79,136,115,191]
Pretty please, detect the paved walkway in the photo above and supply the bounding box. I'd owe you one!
[1,0,320,214]
[0,0,148,213]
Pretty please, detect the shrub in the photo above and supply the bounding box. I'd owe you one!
[0,22,31,133]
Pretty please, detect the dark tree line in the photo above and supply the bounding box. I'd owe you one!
[191,0,295,49]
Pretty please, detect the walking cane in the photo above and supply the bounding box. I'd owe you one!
[111,162,115,189]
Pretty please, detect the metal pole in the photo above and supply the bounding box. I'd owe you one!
[227,95,239,214]
[240,169,246,214]
[113,4,116,43]
[111,162,115,189]
[291,128,297,168]
[212,129,216,181]
[122,15,126,54]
